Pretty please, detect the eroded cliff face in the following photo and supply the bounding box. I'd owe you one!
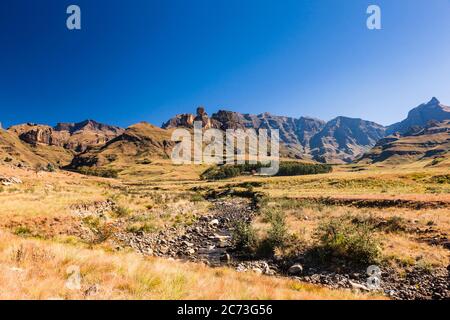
[9,120,124,153]
[163,107,386,163]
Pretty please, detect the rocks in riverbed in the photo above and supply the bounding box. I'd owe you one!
[71,199,116,218]
[113,197,450,300]
[116,198,254,264]
[349,280,370,291]
[235,261,276,275]
[209,219,219,227]
[288,264,303,275]
[0,176,22,186]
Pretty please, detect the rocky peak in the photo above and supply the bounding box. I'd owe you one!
[387,98,450,135]
[309,117,386,163]
[429,97,440,105]
[55,120,123,134]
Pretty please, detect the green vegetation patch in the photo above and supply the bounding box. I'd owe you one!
[77,166,120,178]
[201,162,332,181]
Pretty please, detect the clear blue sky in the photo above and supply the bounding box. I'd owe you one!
[1,0,450,128]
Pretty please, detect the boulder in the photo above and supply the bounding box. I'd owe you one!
[288,264,304,275]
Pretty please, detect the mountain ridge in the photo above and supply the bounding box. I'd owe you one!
[2,97,449,167]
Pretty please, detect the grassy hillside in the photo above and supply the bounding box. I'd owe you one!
[0,130,48,168]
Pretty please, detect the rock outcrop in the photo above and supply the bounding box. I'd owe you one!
[163,107,383,163]
[9,120,124,153]
[309,117,386,163]
[69,122,174,168]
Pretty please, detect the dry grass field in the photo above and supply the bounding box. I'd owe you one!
[0,160,448,300]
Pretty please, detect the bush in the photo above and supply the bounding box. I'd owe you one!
[315,217,380,265]
[14,226,33,237]
[190,193,205,202]
[46,163,56,172]
[78,166,119,178]
[113,205,131,218]
[430,174,450,184]
[257,210,292,257]
[127,222,157,234]
[232,220,258,253]
[82,216,115,243]
[383,216,407,233]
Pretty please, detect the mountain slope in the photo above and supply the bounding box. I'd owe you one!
[163,107,382,163]
[309,117,386,163]
[0,129,49,168]
[360,120,450,165]
[9,120,124,153]
[387,97,450,135]
[69,122,174,168]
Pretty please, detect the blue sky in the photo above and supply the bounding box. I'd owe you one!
[1,0,450,128]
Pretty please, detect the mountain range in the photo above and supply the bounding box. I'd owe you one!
[1,97,449,169]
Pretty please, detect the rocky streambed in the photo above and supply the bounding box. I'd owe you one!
[106,198,449,300]
[115,199,255,266]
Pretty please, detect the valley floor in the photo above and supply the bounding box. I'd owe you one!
[0,162,448,300]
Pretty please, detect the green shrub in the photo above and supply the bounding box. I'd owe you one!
[232,220,258,253]
[127,222,157,234]
[46,163,56,172]
[82,216,114,243]
[113,205,131,218]
[315,217,380,265]
[14,226,33,237]
[78,166,119,178]
[383,216,407,233]
[136,158,152,165]
[430,174,450,184]
[190,193,205,202]
[429,157,445,166]
[257,210,292,256]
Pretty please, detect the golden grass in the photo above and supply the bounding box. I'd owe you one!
[1,162,448,300]
[0,231,382,300]
[256,199,450,269]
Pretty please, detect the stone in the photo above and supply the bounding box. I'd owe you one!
[10,177,22,184]
[288,264,304,275]
[220,253,231,263]
[210,234,231,241]
[209,219,219,226]
[252,268,263,274]
[182,241,194,247]
[349,281,370,291]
